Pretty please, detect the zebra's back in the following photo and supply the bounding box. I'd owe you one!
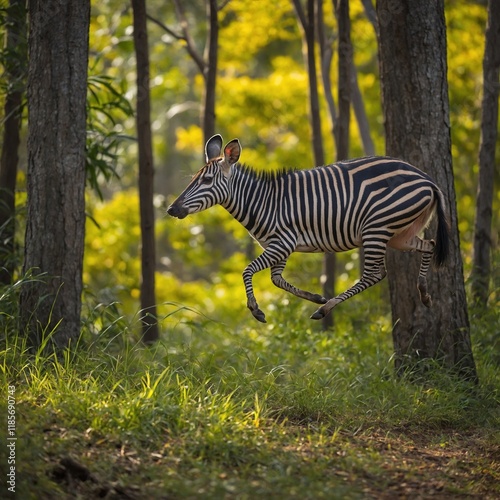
[279,156,439,253]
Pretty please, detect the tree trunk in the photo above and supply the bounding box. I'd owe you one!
[0,0,27,285]
[20,0,90,349]
[328,0,353,327]
[335,0,351,162]
[350,61,375,156]
[132,0,159,344]
[315,1,337,318]
[377,0,477,381]
[293,0,325,167]
[316,0,337,140]
[202,0,218,147]
[471,0,500,307]
[294,0,333,330]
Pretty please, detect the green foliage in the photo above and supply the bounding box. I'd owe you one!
[0,0,27,94]
[86,72,134,199]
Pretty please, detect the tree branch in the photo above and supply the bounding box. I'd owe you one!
[147,5,207,75]
[171,0,207,75]
[360,0,378,34]
[218,0,232,11]
[292,0,308,31]
[146,13,183,41]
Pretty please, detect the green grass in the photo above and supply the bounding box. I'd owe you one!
[0,292,499,499]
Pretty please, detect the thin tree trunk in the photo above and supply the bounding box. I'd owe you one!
[202,0,218,146]
[360,0,377,34]
[335,0,351,162]
[472,0,500,307]
[316,0,336,323]
[293,0,332,329]
[20,0,90,349]
[336,0,358,289]
[0,0,26,285]
[377,0,477,381]
[316,0,337,140]
[132,0,159,344]
[292,0,325,167]
[350,61,375,156]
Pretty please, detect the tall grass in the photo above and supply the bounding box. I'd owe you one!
[1,277,499,498]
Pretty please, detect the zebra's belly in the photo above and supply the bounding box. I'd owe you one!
[294,235,360,253]
[253,233,359,254]
[295,244,323,253]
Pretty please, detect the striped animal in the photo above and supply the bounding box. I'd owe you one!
[167,135,449,323]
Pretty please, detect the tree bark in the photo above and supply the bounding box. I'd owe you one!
[132,0,159,344]
[0,0,27,285]
[20,0,90,349]
[377,0,477,381]
[471,0,500,307]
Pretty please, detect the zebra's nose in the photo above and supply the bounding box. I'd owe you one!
[167,203,188,219]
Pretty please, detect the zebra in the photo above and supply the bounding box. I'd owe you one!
[167,134,449,323]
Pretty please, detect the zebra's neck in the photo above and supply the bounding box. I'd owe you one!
[221,164,278,236]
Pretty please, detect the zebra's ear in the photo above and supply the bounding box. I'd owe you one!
[223,139,241,167]
[205,134,223,162]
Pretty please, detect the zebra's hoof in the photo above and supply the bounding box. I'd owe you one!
[312,294,328,304]
[420,294,432,308]
[310,309,325,320]
[252,309,267,323]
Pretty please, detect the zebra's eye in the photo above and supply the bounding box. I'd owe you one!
[200,175,214,185]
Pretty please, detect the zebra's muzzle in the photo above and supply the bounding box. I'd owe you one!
[167,203,188,219]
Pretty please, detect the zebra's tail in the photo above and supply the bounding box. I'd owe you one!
[433,188,450,267]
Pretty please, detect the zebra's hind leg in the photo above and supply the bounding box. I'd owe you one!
[310,245,387,320]
[271,262,328,304]
[418,251,433,307]
[388,234,435,308]
[416,240,435,308]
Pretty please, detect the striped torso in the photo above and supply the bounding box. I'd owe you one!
[222,156,437,253]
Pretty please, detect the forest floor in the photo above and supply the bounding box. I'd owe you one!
[37,423,499,499]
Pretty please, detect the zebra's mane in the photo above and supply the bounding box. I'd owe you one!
[234,162,301,182]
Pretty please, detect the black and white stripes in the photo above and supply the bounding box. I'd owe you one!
[168,135,449,323]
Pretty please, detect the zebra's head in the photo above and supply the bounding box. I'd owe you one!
[167,135,241,219]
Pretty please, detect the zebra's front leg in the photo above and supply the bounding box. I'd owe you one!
[243,241,295,323]
[271,262,328,304]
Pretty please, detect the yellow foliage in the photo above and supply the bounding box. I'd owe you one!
[176,126,203,156]
[84,190,141,312]
[219,0,297,73]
